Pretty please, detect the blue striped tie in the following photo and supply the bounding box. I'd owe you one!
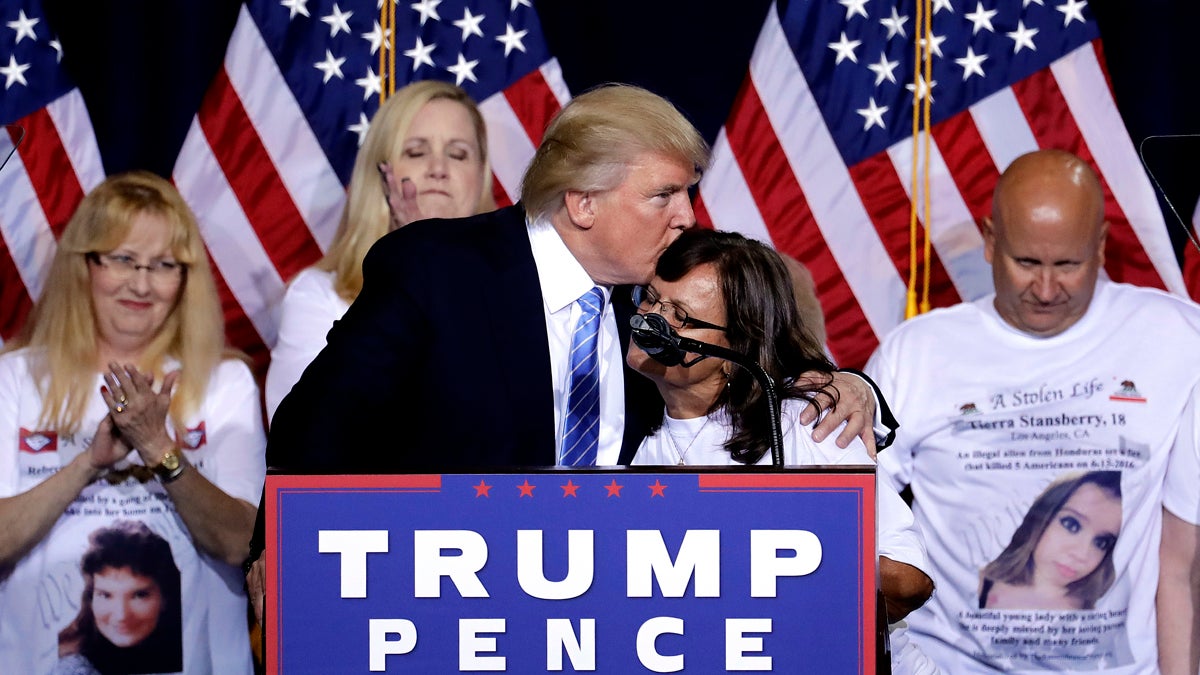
[562,287,604,466]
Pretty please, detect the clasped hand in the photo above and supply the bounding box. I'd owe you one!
[93,363,181,467]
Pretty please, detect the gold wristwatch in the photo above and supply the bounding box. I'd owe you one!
[153,448,186,483]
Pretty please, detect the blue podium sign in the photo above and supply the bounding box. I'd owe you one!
[266,469,875,673]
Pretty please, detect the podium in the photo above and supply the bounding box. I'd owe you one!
[265,468,876,673]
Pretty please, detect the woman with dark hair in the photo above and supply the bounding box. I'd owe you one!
[53,521,182,675]
[627,228,836,466]
[980,471,1122,610]
[626,229,935,672]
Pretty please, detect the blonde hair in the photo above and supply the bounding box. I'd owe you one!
[319,80,494,302]
[520,84,710,221]
[6,171,228,437]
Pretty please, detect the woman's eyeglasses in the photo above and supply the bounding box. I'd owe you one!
[87,252,186,284]
[632,284,727,332]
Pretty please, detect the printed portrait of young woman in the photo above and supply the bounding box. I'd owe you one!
[53,521,183,675]
[979,471,1122,611]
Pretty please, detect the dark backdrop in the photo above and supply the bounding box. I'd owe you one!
[39,1,1200,256]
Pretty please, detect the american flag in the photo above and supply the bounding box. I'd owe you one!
[0,0,103,343]
[696,0,1183,368]
[171,0,569,368]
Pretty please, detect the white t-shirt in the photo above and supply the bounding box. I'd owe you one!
[631,398,928,577]
[868,280,1200,673]
[265,267,351,422]
[1165,384,1200,527]
[632,397,934,674]
[0,348,267,675]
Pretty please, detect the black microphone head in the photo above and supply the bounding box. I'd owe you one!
[629,313,685,366]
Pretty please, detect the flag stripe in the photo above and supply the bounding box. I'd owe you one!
[885,137,988,302]
[1053,43,1183,293]
[197,68,324,283]
[847,152,964,309]
[748,7,908,341]
[175,117,281,347]
[720,77,879,367]
[207,251,270,370]
[930,111,999,225]
[1011,67,1163,290]
[18,106,84,237]
[222,5,345,250]
[502,65,562,149]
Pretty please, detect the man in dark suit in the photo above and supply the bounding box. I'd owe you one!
[247,84,884,619]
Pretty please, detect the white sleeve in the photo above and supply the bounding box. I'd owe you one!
[1164,385,1200,526]
[877,477,929,575]
[865,346,912,494]
[204,360,267,506]
[0,354,21,498]
[265,271,345,423]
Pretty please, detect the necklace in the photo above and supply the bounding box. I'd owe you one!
[664,415,712,466]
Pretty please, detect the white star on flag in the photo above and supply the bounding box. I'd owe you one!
[314,49,346,83]
[446,52,479,85]
[410,0,441,26]
[868,53,899,86]
[954,47,988,80]
[355,67,381,100]
[1056,0,1087,27]
[403,36,436,70]
[905,73,936,102]
[281,0,310,20]
[1007,20,1039,53]
[857,97,888,130]
[838,0,869,21]
[452,8,485,41]
[828,31,861,65]
[495,22,527,56]
[321,4,353,37]
[965,2,998,34]
[6,9,39,43]
[880,7,908,39]
[1,55,31,88]
[362,21,387,55]
[348,113,371,146]
[920,32,946,58]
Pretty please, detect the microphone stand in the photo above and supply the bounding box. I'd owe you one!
[631,314,785,468]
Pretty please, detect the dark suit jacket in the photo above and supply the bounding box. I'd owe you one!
[267,204,659,475]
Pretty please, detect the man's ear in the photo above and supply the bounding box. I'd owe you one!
[563,190,595,229]
[981,216,996,265]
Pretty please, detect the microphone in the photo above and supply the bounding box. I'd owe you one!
[629,313,786,467]
[629,312,686,366]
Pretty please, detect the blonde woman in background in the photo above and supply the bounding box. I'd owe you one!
[265,81,495,420]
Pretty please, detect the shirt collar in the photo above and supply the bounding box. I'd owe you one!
[526,214,609,313]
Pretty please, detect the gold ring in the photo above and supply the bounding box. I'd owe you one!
[117,393,128,404]
[114,403,126,414]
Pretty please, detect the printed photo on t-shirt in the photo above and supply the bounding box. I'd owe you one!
[978,471,1122,611]
[53,521,183,675]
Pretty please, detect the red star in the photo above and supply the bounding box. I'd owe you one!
[517,480,536,498]
[560,479,581,497]
[603,479,623,497]
[472,480,492,498]
[648,479,668,498]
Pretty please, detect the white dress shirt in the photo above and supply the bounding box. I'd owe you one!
[526,216,625,466]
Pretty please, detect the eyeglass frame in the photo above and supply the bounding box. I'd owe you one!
[632,284,728,332]
[86,251,188,282]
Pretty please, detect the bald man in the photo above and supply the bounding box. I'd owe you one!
[865,150,1200,673]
